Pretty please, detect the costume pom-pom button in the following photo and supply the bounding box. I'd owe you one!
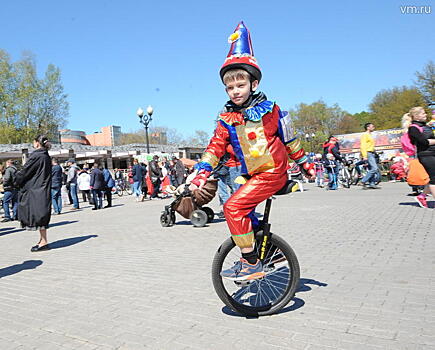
[250,149,260,158]
[247,132,257,140]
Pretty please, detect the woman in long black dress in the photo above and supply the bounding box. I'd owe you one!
[15,135,52,251]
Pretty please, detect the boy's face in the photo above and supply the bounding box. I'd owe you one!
[225,77,258,106]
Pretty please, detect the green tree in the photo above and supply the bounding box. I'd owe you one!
[288,100,350,152]
[0,49,68,143]
[415,61,435,107]
[352,111,373,129]
[368,86,428,129]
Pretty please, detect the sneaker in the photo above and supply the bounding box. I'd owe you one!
[220,258,265,281]
[1,218,12,223]
[415,194,428,208]
[368,184,381,189]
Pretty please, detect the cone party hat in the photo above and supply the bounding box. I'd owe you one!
[220,21,262,82]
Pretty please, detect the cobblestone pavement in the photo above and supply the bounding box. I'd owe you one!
[0,182,434,350]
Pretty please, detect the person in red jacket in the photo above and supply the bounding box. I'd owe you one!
[390,158,406,181]
[189,21,313,281]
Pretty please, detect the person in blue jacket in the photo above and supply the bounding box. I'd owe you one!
[102,166,115,208]
[90,163,105,210]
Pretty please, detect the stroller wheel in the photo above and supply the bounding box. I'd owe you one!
[202,207,214,223]
[190,210,208,227]
[171,212,176,225]
[160,212,172,227]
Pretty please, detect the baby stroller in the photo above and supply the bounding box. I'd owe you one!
[160,178,219,228]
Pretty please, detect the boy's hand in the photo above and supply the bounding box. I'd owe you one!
[188,170,211,191]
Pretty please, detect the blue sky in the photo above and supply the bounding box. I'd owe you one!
[1,0,433,138]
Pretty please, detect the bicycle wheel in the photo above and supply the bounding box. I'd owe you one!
[212,232,300,317]
[342,169,351,188]
[117,187,123,197]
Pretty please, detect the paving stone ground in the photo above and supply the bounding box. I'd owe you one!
[0,182,434,350]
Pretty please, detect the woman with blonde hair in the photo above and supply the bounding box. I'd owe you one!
[402,107,435,208]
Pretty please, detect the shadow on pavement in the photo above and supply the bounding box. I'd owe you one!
[221,277,327,318]
[108,204,124,208]
[399,202,420,207]
[222,297,305,318]
[297,278,328,292]
[174,218,226,226]
[50,220,79,228]
[1,220,79,237]
[49,235,98,250]
[399,201,434,208]
[0,260,43,279]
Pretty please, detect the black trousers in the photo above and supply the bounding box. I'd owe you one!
[105,188,112,207]
[151,179,161,198]
[419,155,435,185]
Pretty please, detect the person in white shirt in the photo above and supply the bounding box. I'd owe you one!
[77,168,92,205]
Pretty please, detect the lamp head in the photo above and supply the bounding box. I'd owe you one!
[146,105,154,116]
[136,107,144,118]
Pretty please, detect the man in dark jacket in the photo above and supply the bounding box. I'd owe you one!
[132,159,144,201]
[172,156,186,187]
[2,159,18,222]
[149,155,162,199]
[90,163,104,210]
[51,158,63,214]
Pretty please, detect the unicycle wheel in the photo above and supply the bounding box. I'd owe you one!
[211,231,300,317]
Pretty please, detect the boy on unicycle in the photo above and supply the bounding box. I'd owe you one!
[190,22,313,281]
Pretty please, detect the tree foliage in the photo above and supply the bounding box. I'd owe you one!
[0,49,68,143]
[119,126,189,146]
[415,60,435,107]
[288,100,359,152]
[368,86,428,129]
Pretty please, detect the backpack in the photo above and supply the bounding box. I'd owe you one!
[400,124,423,156]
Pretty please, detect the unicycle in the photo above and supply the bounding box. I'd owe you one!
[211,196,300,317]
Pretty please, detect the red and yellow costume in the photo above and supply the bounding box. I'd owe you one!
[195,21,308,248]
[196,103,307,248]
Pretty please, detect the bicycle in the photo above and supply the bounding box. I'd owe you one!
[115,179,133,196]
[211,193,300,317]
[337,161,352,188]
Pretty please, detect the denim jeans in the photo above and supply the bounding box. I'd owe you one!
[133,181,142,197]
[51,187,62,214]
[217,165,241,205]
[327,170,338,190]
[361,152,378,186]
[228,165,241,192]
[3,190,18,219]
[92,189,103,209]
[69,183,79,208]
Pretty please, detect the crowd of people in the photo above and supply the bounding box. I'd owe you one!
[0,107,434,253]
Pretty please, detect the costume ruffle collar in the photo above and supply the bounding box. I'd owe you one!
[219,100,275,125]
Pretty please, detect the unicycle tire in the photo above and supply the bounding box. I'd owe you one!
[212,231,300,317]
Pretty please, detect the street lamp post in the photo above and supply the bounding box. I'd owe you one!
[136,105,154,154]
[305,132,316,153]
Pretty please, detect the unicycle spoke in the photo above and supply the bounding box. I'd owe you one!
[216,233,297,313]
